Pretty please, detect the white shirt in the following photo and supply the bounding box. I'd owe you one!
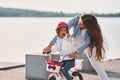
[51,35,73,60]
[51,29,87,61]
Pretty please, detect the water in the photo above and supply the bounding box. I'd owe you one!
[0,17,120,63]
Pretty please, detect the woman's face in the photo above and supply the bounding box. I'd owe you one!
[78,18,86,29]
[59,27,68,38]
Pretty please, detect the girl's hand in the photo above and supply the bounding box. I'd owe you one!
[43,47,51,54]
[66,33,71,38]
[43,43,52,54]
[69,51,78,58]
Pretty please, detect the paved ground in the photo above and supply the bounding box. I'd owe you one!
[0,59,120,80]
[81,59,120,80]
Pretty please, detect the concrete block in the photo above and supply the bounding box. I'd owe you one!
[26,54,49,80]
[25,52,94,80]
[77,52,94,71]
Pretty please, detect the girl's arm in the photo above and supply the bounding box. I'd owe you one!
[43,36,57,53]
[50,36,57,45]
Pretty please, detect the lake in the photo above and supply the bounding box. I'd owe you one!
[0,17,120,63]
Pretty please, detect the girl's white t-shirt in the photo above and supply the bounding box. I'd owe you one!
[51,35,73,60]
[51,29,87,61]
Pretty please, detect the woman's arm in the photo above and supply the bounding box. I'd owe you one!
[76,35,90,53]
[70,33,91,58]
[68,16,79,29]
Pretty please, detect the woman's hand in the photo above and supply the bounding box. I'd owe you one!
[69,51,78,58]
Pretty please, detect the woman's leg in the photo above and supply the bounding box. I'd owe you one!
[60,59,75,80]
[85,48,108,80]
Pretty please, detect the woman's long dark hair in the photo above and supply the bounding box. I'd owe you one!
[81,14,105,61]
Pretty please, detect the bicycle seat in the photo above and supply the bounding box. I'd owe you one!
[46,60,63,66]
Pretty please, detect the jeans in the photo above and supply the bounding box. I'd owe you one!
[60,59,75,80]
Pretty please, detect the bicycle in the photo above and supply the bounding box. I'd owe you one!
[45,53,83,80]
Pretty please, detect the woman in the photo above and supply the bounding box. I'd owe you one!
[43,14,108,80]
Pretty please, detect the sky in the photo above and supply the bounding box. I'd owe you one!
[0,0,120,14]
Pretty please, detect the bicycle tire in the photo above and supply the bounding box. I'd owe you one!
[72,71,83,80]
[48,75,56,80]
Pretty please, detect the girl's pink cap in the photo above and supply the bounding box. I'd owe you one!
[56,21,68,29]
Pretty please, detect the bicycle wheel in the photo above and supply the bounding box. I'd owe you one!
[48,75,56,80]
[72,71,83,80]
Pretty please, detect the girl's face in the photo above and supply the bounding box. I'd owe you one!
[78,18,86,29]
[59,27,68,38]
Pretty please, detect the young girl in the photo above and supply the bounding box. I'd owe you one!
[44,21,75,80]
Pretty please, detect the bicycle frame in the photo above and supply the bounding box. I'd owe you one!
[46,54,83,80]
